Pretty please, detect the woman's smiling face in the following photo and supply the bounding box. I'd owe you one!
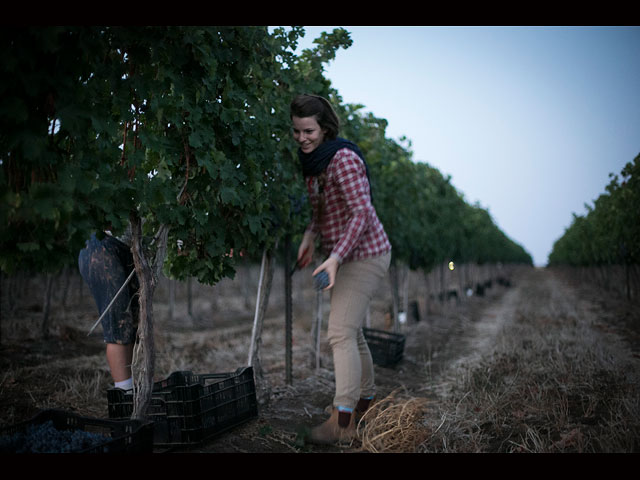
[292,116,326,153]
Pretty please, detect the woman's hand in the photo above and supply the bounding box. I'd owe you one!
[313,256,339,290]
[297,231,315,269]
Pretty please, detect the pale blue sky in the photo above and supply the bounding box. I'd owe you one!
[289,26,640,266]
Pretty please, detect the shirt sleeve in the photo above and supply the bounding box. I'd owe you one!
[329,149,373,263]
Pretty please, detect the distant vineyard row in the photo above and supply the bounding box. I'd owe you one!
[548,154,640,300]
[549,154,639,267]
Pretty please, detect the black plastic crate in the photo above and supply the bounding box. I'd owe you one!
[107,366,258,446]
[0,409,153,453]
[363,327,405,367]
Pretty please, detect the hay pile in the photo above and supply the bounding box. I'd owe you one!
[357,389,431,453]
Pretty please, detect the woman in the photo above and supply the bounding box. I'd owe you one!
[291,94,392,445]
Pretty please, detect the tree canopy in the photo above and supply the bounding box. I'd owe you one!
[548,154,640,268]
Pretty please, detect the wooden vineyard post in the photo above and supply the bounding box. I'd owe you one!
[309,257,323,372]
[41,273,54,339]
[388,258,401,333]
[313,288,323,371]
[168,279,175,322]
[401,263,409,328]
[284,235,293,385]
[187,277,193,318]
[248,248,275,389]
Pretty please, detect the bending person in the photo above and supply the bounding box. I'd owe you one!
[78,227,139,391]
[291,94,392,445]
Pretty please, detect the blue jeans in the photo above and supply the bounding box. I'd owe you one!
[78,234,139,344]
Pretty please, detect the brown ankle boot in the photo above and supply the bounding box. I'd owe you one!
[355,396,375,420]
[308,408,356,445]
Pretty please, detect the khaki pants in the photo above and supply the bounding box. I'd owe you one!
[328,251,391,410]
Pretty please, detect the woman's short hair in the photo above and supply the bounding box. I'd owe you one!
[290,94,340,140]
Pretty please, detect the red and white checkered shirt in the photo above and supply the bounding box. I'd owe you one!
[305,148,391,264]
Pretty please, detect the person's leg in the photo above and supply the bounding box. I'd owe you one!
[78,234,138,387]
[355,327,375,399]
[308,252,390,444]
[106,342,134,383]
[328,252,390,411]
[327,282,370,412]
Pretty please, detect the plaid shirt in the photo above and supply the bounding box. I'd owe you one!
[305,148,391,264]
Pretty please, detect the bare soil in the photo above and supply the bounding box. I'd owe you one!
[1,265,639,453]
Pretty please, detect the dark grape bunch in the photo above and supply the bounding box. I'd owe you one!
[0,420,111,453]
[314,271,330,291]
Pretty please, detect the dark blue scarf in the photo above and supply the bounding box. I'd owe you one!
[298,137,373,198]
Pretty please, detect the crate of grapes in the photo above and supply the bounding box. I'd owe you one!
[363,327,405,367]
[0,409,153,453]
[107,366,258,447]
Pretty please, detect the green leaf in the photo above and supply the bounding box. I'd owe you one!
[17,241,39,252]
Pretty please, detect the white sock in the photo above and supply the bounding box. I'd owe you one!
[115,377,133,390]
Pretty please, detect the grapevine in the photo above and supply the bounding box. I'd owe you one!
[548,154,639,299]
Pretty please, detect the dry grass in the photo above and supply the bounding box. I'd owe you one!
[416,346,639,452]
[357,388,431,453]
[358,270,640,453]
